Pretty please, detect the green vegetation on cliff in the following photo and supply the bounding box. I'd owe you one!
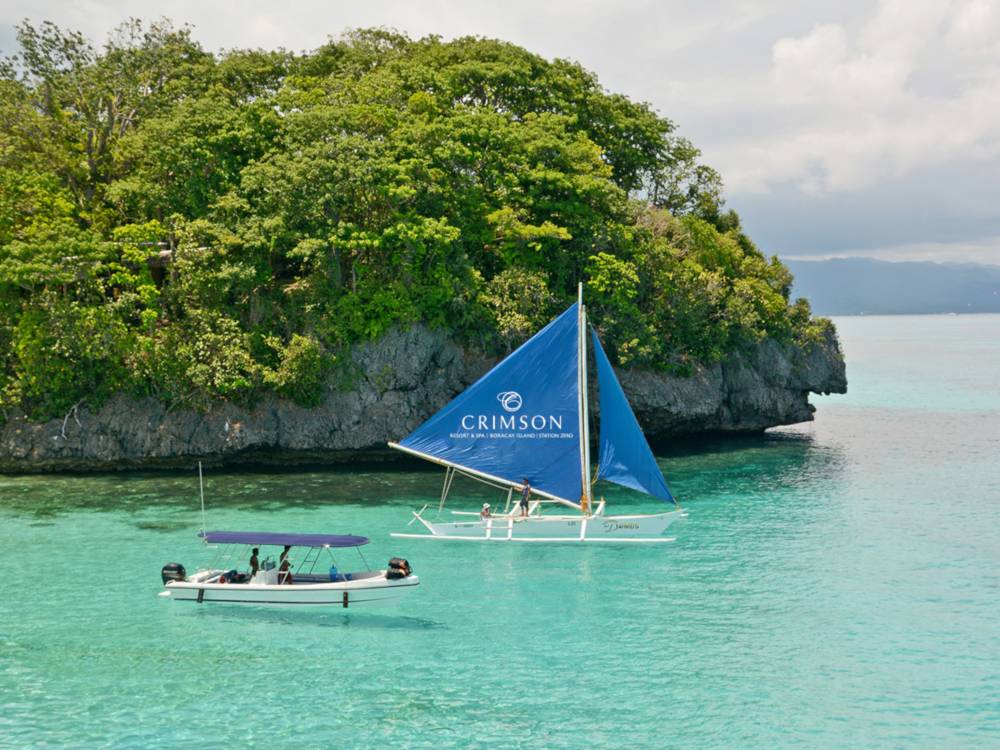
[0,20,830,420]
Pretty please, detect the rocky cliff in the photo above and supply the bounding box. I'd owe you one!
[0,326,846,472]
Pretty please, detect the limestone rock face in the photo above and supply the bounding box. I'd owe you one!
[0,326,845,472]
[621,327,847,438]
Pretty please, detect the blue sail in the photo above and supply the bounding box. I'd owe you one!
[591,330,675,504]
[399,304,583,504]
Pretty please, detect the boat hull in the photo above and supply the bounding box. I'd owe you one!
[161,573,419,607]
[392,510,685,543]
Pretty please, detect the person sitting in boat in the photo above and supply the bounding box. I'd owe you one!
[519,479,531,517]
[249,547,260,578]
[480,503,491,520]
[279,545,294,585]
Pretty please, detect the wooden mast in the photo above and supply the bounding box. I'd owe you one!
[578,283,593,513]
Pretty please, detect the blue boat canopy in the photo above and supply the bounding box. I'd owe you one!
[199,531,369,548]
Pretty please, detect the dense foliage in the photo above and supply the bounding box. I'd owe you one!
[0,20,830,420]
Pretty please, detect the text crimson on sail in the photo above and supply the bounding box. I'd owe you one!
[459,414,566,432]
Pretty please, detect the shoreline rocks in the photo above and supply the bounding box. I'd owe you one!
[0,326,846,473]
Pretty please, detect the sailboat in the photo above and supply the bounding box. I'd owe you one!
[389,284,686,543]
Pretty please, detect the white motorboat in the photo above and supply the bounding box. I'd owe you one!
[159,531,418,607]
[390,284,686,543]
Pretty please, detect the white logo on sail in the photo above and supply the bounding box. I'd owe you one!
[497,391,522,412]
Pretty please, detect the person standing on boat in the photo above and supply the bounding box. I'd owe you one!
[249,547,260,577]
[279,545,293,585]
[519,479,531,517]
[480,503,492,520]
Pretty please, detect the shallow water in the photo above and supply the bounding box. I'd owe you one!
[1,314,998,748]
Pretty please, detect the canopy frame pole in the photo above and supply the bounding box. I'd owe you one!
[303,547,320,575]
[578,283,593,514]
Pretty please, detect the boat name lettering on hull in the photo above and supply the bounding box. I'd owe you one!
[603,521,640,531]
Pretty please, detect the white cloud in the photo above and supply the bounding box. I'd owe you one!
[720,0,1000,194]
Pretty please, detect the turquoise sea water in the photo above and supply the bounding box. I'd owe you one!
[1,314,998,748]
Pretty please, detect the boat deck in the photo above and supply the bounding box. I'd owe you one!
[278,570,383,584]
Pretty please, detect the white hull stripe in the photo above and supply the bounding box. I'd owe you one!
[389,533,676,544]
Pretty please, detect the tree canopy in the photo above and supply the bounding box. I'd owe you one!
[0,20,831,420]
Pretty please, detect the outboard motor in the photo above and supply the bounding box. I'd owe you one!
[161,562,187,585]
[386,557,412,579]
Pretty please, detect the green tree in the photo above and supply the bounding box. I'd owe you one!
[0,20,834,421]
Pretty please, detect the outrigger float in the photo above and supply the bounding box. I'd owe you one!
[390,284,687,543]
[159,531,418,607]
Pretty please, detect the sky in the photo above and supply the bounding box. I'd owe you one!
[2,0,999,265]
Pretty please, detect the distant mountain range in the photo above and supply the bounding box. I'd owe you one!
[784,258,1000,315]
